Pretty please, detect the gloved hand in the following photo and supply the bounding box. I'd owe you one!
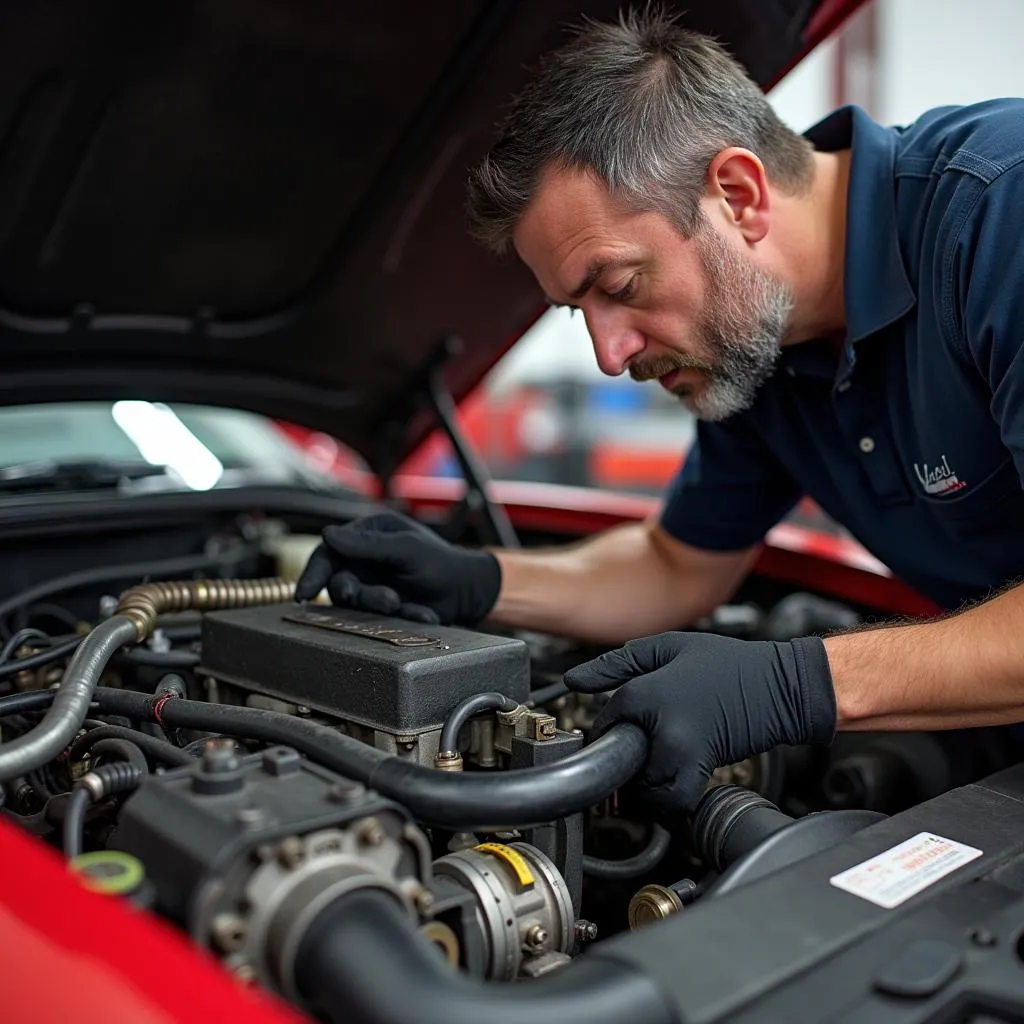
[564,632,837,810]
[294,512,501,627]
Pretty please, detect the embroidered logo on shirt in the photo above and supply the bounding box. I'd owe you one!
[913,454,967,496]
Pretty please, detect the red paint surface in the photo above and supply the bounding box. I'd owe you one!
[0,818,305,1024]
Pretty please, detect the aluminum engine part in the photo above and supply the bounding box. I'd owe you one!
[433,841,574,980]
[198,604,530,767]
[113,742,432,997]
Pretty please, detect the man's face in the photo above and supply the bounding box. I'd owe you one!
[512,165,793,420]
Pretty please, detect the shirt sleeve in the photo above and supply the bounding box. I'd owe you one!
[947,160,1024,482]
[659,412,802,551]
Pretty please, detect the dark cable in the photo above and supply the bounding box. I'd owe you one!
[530,679,570,704]
[439,692,518,754]
[0,548,249,638]
[0,636,83,681]
[582,824,673,881]
[0,691,60,717]
[0,628,53,665]
[294,889,676,1024]
[89,738,149,776]
[67,725,193,768]
[116,647,200,668]
[62,761,144,859]
[63,787,91,860]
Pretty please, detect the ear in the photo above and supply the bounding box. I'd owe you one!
[705,148,770,244]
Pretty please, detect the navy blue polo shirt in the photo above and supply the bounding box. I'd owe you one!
[660,101,1024,611]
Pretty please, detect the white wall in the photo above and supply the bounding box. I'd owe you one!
[767,36,839,132]
[876,0,1024,125]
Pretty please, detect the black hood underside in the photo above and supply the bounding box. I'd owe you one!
[0,0,852,475]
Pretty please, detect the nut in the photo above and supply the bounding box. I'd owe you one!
[528,713,557,740]
[211,913,247,953]
[574,920,599,944]
[356,817,385,847]
[522,923,549,952]
[414,887,435,914]
[277,836,305,869]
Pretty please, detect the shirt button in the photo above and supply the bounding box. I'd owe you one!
[859,436,876,453]
[837,381,851,393]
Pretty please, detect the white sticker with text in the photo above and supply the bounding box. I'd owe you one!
[829,832,983,909]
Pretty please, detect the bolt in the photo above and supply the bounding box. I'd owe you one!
[277,836,305,869]
[211,913,247,953]
[202,741,240,774]
[235,805,266,827]
[296,705,311,716]
[414,887,435,914]
[99,595,118,618]
[328,780,366,803]
[969,927,997,948]
[574,920,599,944]
[356,817,385,847]
[523,924,549,952]
[233,962,256,984]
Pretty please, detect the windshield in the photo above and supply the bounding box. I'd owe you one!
[0,401,347,495]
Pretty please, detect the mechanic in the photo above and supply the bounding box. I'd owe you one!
[297,8,1024,811]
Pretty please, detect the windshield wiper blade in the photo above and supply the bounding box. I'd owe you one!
[0,459,172,493]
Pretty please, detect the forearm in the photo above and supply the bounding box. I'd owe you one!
[825,582,1024,730]
[487,521,756,645]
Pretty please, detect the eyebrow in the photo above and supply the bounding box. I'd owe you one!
[546,257,638,308]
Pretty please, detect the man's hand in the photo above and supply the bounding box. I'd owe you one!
[294,512,501,626]
[564,632,837,810]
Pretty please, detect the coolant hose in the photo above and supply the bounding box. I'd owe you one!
[0,617,138,782]
[295,889,678,1024]
[583,824,672,881]
[70,688,648,830]
[439,692,518,754]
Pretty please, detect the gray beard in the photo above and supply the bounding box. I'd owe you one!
[629,226,792,421]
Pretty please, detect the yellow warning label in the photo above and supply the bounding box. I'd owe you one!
[474,842,535,888]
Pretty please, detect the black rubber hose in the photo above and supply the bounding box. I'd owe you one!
[116,647,200,669]
[439,692,518,754]
[530,679,570,704]
[0,617,138,782]
[69,726,192,768]
[295,889,677,1024]
[63,786,91,858]
[85,689,648,830]
[89,738,149,776]
[582,823,673,881]
[0,636,83,681]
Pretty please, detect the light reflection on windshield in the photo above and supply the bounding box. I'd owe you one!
[111,401,224,490]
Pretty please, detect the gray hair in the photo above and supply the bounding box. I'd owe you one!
[466,6,815,253]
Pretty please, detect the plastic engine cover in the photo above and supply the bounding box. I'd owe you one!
[198,604,530,733]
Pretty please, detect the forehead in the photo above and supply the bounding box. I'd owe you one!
[512,164,695,297]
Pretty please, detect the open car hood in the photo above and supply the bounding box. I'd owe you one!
[0,0,863,476]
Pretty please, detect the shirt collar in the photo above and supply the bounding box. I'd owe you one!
[804,106,916,353]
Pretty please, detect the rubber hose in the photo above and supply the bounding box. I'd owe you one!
[85,688,648,830]
[582,823,672,881]
[116,648,200,668]
[89,738,149,776]
[294,889,677,1024]
[63,786,91,859]
[0,628,52,665]
[530,679,570,704]
[0,691,58,717]
[438,692,518,754]
[0,616,138,782]
[72,727,191,768]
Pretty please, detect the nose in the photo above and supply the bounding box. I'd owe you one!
[585,308,646,376]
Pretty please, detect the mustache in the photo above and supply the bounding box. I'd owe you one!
[628,352,713,383]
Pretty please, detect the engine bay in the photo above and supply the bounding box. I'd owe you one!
[2,516,1024,1023]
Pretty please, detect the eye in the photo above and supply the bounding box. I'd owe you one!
[606,276,636,302]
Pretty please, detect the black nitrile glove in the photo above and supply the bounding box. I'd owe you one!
[294,512,501,627]
[564,632,837,811]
